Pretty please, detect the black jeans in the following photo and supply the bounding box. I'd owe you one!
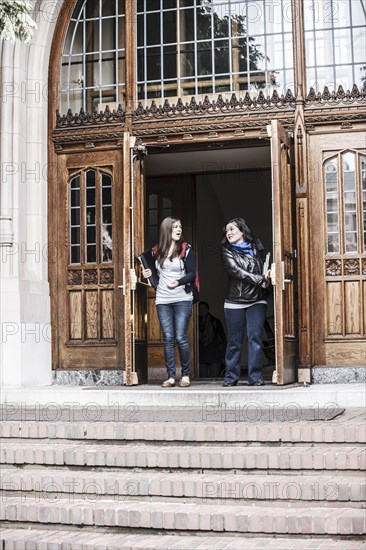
[224,303,266,384]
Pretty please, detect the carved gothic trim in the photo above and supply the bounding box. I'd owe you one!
[133,119,294,137]
[84,269,98,285]
[306,85,366,106]
[53,132,125,144]
[100,269,114,284]
[56,105,125,128]
[362,259,366,276]
[68,270,82,285]
[325,260,341,276]
[134,91,296,119]
[344,259,360,276]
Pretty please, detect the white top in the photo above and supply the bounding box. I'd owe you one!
[155,257,193,305]
[224,300,267,309]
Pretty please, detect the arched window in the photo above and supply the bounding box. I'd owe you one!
[304,0,366,92]
[60,0,126,113]
[324,151,366,255]
[60,0,294,111]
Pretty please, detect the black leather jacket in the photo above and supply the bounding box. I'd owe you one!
[221,243,267,303]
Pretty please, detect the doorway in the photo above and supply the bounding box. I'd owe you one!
[144,141,276,383]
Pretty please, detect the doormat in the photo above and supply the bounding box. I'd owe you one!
[0,406,345,423]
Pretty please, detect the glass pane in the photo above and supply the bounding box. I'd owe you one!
[147,47,161,80]
[86,170,96,188]
[164,45,177,79]
[71,189,80,207]
[163,10,177,43]
[87,207,96,225]
[101,174,112,263]
[146,12,161,46]
[71,227,80,245]
[86,188,96,206]
[87,245,97,263]
[197,42,212,75]
[102,224,113,262]
[180,43,195,77]
[327,234,339,253]
[71,246,81,264]
[197,8,211,40]
[102,18,115,50]
[180,9,194,42]
[87,226,96,244]
[325,157,340,253]
[71,208,80,226]
[345,231,357,252]
[149,209,158,225]
[214,40,230,74]
[102,0,116,17]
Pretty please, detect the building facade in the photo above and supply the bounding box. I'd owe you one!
[1,0,365,387]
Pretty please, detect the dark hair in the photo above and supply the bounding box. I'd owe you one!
[222,217,254,245]
[155,217,183,266]
[199,301,209,309]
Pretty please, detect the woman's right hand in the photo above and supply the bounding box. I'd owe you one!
[142,268,152,279]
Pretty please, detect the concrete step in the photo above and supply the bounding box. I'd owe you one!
[1,420,365,443]
[1,496,366,535]
[1,441,365,471]
[2,468,365,504]
[2,528,366,550]
[2,383,366,408]
[0,439,366,471]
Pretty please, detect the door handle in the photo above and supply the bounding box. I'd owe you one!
[281,261,292,291]
[118,268,126,295]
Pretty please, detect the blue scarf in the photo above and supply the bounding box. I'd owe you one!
[231,240,254,256]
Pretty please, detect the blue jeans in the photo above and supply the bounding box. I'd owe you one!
[156,301,193,379]
[224,303,266,385]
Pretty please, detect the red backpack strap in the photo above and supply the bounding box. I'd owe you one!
[152,244,158,256]
[180,242,189,258]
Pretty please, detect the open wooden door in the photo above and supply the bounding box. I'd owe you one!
[131,142,148,384]
[269,120,297,384]
[51,149,125,372]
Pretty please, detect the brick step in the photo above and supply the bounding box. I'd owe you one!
[1,496,365,535]
[1,441,365,471]
[1,468,365,503]
[1,528,366,550]
[1,421,365,443]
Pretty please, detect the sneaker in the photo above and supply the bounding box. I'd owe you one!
[179,379,190,387]
[247,380,265,386]
[161,380,175,388]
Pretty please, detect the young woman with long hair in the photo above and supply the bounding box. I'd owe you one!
[141,217,196,388]
[221,217,271,387]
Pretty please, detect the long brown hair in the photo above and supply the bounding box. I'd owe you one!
[155,217,183,266]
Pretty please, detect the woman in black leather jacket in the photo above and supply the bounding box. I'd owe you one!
[221,218,270,387]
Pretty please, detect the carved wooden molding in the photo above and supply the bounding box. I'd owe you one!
[134,91,296,119]
[56,105,125,128]
[344,259,360,276]
[362,259,366,276]
[100,269,114,284]
[325,259,342,276]
[306,85,366,105]
[68,270,82,285]
[84,269,98,285]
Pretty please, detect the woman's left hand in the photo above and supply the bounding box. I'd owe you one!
[167,280,179,289]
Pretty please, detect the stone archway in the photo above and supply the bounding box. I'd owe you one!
[0,1,66,387]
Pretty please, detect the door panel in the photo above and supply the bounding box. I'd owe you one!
[309,133,366,365]
[145,175,195,378]
[53,151,125,370]
[270,120,296,384]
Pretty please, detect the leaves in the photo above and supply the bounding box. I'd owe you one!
[0,0,37,43]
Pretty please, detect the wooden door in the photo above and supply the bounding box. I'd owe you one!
[270,120,297,384]
[309,133,366,365]
[144,175,195,378]
[52,150,125,371]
